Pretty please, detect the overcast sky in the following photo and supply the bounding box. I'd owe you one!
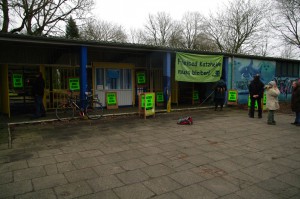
[93,0,229,30]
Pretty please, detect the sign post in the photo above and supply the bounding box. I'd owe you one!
[139,92,155,119]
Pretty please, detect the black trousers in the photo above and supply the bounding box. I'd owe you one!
[249,97,262,117]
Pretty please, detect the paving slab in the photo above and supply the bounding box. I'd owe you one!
[0,108,299,199]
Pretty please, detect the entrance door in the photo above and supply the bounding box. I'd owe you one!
[8,66,39,115]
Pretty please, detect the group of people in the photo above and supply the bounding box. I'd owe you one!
[213,74,300,126]
[248,74,300,126]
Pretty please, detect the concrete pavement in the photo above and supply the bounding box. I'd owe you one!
[0,108,299,199]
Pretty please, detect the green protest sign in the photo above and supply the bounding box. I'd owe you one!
[193,91,199,100]
[69,78,80,91]
[136,72,146,85]
[140,93,155,117]
[156,92,164,103]
[141,93,154,109]
[106,92,117,105]
[13,74,23,88]
[175,52,223,82]
[228,90,237,102]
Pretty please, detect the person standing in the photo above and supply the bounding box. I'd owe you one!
[32,72,46,119]
[265,81,280,125]
[291,81,300,126]
[214,79,227,111]
[248,74,265,118]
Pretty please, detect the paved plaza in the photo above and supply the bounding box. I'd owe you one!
[0,108,299,199]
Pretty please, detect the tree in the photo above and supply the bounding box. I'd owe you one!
[66,17,80,39]
[0,0,9,33]
[270,0,300,50]
[144,12,174,46]
[80,18,127,42]
[0,0,94,36]
[181,12,217,51]
[206,0,268,54]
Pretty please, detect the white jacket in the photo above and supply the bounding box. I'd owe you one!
[266,86,280,110]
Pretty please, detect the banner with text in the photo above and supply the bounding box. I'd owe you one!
[175,52,223,82]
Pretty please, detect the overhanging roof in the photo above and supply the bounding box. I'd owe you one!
[0,33,299,63]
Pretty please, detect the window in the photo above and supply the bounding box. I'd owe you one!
[96,68,132,90]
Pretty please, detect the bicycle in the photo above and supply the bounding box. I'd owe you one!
[55,90,103,121]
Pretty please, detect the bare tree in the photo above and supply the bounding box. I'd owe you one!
[206,0,268,54]
[144,12,174,46]
[0,0,9,32]
[80,18,127,42]
[270,0,300,50]
[180,12,217,51]
[128,28,147,44]
[0,0,94,36]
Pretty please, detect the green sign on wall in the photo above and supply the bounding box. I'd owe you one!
[193,91,199,100]
[106,92,117,105]
[137,72,146,85]
[13,74,23,88]
[156,92,164,103]
[69,78,80,91]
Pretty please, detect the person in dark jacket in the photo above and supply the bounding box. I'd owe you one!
[248,74,264,118]
[32,72,46,118]
[214,79,227,111]
[291,81,300,126]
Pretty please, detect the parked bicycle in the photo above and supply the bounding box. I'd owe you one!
[55,90,103,121]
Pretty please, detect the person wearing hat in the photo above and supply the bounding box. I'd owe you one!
[265,81,280,125]
[248,74,265,118]
[291,81,300,126]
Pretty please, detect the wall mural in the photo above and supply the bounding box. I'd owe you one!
[232,58,276,103]
[275,76,300,100]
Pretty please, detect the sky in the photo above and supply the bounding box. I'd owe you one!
[92,0,229,30]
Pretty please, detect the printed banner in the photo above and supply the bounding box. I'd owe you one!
[175,52,223,82]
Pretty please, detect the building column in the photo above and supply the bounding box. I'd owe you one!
[80,46,87,107]
[163,52,171,112]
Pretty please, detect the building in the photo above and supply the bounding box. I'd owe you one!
[0,33,299,118]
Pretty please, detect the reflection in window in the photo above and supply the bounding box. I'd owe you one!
[95,68,132,90]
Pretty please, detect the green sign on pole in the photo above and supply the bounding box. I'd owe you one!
[13,74,23,88]
[228,90,237,102]
[156,92,164,103]
[107,92,117,105]
[69,78,80,91]
[137,72,146,85]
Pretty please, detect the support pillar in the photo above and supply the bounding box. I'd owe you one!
[80,46,87,108]
[163,52,171,112]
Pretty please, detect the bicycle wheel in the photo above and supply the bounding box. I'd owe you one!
[56,103,74,121]
[85,101,103,120]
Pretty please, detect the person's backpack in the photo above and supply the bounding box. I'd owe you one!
[177,116,193,125]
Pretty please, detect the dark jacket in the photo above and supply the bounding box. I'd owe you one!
[214,79,227,100]
[32,75,45,96]
[249,76,264,98]
[291,82,300,112]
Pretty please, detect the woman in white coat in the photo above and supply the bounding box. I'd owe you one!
[265,81,280,125]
